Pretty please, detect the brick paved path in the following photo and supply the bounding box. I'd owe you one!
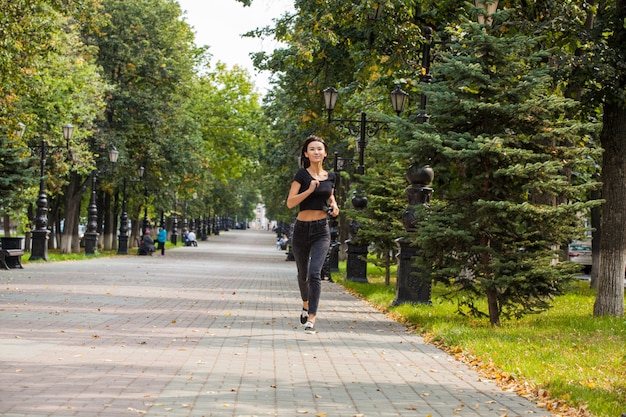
[0,230,550,417]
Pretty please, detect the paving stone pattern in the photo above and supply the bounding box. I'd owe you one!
[0,230,553,417]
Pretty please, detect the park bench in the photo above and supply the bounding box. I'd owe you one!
[0,237,25,269]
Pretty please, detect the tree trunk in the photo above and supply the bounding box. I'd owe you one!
[385,250,391,286]
[594,101,626,317]
[485,287,500,326]
[480,234,500,325]
[102,191,112,251]
[60,173,87,254]
[49,201,60,250]
[3,213,11,237]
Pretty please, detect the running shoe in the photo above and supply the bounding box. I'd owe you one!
[304,321,317,334]
[300,309,308,325]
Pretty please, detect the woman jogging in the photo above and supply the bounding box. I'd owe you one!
[286,135,339,334]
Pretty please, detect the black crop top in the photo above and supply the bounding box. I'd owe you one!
[293,168,336,211]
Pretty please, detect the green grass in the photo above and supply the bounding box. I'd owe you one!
[22,249,118,263]
[20,242,176,263]
[335,262,626,417]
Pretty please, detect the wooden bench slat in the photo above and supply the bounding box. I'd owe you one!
[1,248,25,269]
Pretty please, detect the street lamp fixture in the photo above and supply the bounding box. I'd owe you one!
[62,123,74,143]
[390,85,409,115]
[109,146,119,164]
[15,122,26,139]
[324,86,407,119]
[323,87,339,123]
[110,148,130,255]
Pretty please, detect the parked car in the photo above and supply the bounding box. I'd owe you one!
[568,242,592,274]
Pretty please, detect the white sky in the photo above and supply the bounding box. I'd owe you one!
[177,0,294,95]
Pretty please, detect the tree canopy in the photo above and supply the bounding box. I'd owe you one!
[2,0,268,248]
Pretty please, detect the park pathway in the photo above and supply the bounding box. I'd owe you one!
[0,229,551,416]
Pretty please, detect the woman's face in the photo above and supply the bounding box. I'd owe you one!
[304,140,327,163]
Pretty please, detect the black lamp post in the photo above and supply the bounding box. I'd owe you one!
[84,146,119,255]
[322,86,408,282]
[30,123,74,261]
[117,177,130,254]
[138,166,149,236]
[327,152,350,273]
[393,164,434,306]
[182,200,188,237]
[392,29,437,306]
[416,27,433,124]
[109,147,132,255]
[84,170,99,255]
[171,208,178,245]
[170,197,179,245]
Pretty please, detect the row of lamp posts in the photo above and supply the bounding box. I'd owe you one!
[16,125,226,259]
[322,26,435,304]
[15,122,152,258]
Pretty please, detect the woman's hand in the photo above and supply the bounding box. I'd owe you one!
[329,204,339,217]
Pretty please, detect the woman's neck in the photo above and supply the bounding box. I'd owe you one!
[309,162,324,172]
[307,163,324,176]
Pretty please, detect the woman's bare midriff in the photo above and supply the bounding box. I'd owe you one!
[297,210,327,222]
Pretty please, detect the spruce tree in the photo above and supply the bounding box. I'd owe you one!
[393,21,600,325]
[349,156,406,285]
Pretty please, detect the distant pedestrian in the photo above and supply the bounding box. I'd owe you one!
[186,230,197,246]
[157,226,167,256]
[139,229,155,255]
[286,135,339,334]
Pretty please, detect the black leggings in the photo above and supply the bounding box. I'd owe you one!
[291,219,330,316]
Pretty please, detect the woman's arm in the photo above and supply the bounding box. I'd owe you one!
[286,179,319,209]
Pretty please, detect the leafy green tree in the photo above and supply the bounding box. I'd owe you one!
[256,86,310,223]
[0,128,37,236]
[27,11,106,253]
[1,0,103,242]
[90,0,200,249]
[182,62,265,222]
[392,19,600,325]
[0,0,89,123]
